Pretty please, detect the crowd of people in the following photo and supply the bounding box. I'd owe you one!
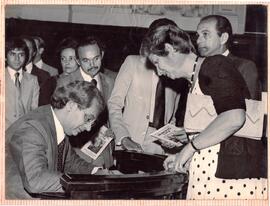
[5,15,267,200]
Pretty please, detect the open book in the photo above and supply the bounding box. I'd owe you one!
[150,124,186,147]
[81,126,113,160]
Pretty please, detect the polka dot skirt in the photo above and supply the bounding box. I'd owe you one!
[186,143,267,199]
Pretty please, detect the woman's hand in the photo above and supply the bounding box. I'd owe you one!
[163,154,176,171]
[174,143,196,173]
[160,128,189,148]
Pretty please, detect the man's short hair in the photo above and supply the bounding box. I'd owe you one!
[20,35,37,56]
[5,37,29,63]
[56,37,78,56]
[32,36,45,49]
[141,24,195,57]
[140,18,178,55]
[51,81,105,114]
[75,36,105,58]
[200,15,233,48]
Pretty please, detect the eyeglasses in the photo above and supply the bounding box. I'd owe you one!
[84,113,96,124]
[80,55,101,65]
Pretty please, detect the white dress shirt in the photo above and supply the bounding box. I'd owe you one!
[7,66,23,83]
[79,67,102,91]
[51,107,65,145]
[34,59,43,69]
[222,49,230,57]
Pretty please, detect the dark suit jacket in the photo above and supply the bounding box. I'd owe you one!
[5,105,95,199]
[30,64,50,88]
[227,54,261,100]
[38,75,58,106]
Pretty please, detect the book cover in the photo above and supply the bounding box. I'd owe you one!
[150,124,186,147]
[81,126,113,160]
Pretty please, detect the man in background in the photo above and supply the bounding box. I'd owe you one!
[33,36,59,76]
[196,15,261,100]
[22,36,50,89]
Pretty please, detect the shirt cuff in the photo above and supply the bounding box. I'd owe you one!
[116,136,129,146]
[91,167,103,174]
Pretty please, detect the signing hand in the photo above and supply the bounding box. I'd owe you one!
[121,137,144,153]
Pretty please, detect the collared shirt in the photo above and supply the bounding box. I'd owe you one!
[51,106,65,145]
[25,62,33,73]
[35,59,43,69]
[79,67,101,91]
[222,49,230,57]
[7,66,23,83]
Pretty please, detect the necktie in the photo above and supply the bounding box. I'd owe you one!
[152,77,166,129]
[14,72,20,88]
[91,79,97,87]
[57,140,65,172]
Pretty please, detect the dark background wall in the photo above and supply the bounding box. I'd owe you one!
[5,5,267,91]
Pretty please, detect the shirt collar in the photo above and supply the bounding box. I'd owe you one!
[222,49,230,57]
[35,59,43,69]
[79,67,100,82]
[25,62,33,73]
[7,66,23,82]
[51,106,65,145]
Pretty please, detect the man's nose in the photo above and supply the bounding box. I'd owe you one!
[15,54,20,61]
[196,35,203,44]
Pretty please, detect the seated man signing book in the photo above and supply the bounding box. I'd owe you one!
[5,81,116,199]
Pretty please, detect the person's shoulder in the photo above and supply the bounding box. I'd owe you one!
[103,68,117,80]
[201,55,237,79]
[57,70,80,86]
[228,54,256,68]
[202,55,233,72]
[24,72,39,83]
[33,65,50,78]
[124,55,145,64]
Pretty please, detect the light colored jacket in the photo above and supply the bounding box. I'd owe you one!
[5,70,39,129]
[108,55,179,145]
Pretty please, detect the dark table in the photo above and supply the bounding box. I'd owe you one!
[60,150,187,199]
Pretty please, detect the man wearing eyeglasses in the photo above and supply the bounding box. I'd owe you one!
[57,36,114,104]
[5,81,117,199]
[57,36,115,168]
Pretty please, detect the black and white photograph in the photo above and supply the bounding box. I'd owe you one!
[2,3,268,204]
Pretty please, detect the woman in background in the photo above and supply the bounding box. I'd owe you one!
[58,37,79,77]
[39,37,78,105]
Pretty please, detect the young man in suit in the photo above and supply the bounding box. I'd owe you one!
[6,81,116,199]
[5,37,40,129]
[196,15,261,100]
[108,18,180,155]
[33,36,59,76]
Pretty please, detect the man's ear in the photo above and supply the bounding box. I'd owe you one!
[220,32,229,45]
[39,47,44,55]
[66,101,78,112]
[101,51,104,59]
[164,43,176,54]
